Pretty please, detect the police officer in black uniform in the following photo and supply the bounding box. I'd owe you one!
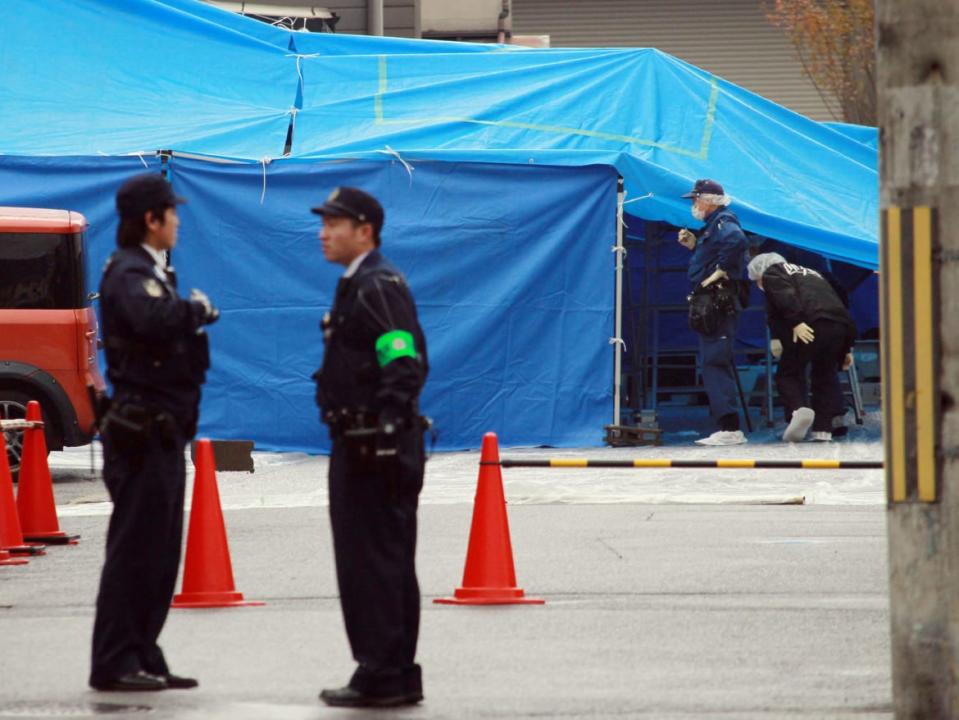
[311,187,429,708]
[90,174,219,692]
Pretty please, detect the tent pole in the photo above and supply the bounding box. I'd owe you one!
[613,177,625,426]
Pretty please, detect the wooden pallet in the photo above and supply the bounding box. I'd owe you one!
[603,424,662,447]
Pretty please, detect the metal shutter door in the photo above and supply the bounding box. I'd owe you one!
[511,0,837,121]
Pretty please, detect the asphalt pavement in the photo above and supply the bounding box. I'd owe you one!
[0,455,892,720]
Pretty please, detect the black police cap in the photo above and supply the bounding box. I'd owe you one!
[311,187,384,236]
[116,173,186,218]
[681,178,725,199]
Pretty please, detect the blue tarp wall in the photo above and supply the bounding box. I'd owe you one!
[0,0,880,449]
[2,0,879,269]
[0,155,616,451]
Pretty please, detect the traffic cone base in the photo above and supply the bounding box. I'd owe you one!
[172,439,263,610]
[434,432,544,607]
[21,532,78,545]
[16,401,78,545]
[434,587,544,606]
[172,590,265,609]
[0,548,28,566]
[6,543,45,556]
[0,420,42,555]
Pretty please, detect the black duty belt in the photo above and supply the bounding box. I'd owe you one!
[323,409,378,433]
[323,409,430,434]
[104,335,186,357]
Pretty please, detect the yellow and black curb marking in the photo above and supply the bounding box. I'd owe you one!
[882,206,940,503]
[490,459,882,470]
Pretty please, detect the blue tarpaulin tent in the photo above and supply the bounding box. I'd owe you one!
[0,0,879,450]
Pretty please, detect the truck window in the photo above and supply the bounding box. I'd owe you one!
[0,232,86,309]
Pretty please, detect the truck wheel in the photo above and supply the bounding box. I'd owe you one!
[0,391,30,478]
[0,391,55,480]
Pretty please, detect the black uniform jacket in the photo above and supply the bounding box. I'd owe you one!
[314,250,428,421]
[762,262,857,349]
[99,246,210,421]
[688,207,748,285]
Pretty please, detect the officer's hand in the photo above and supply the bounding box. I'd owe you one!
[792,322,815,344]
[770,339,783,358]
[190,288,220,325]
[842,352,854,371]
[677,228,696,250]
[376,406,403,458]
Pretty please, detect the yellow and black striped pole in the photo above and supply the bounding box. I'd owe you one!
[494,458,882,470]
[882,206,940,503]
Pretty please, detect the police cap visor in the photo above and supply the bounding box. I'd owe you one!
[681,178,725,199]
[312,198,368,222]
[311,187,384,235]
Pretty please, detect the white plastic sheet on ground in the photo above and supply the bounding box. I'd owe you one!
[51,412,884,516]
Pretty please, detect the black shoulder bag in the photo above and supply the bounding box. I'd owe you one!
[687,281,738,336]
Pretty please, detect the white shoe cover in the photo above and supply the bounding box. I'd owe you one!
[783,407,815,443]
[695,430,747,446]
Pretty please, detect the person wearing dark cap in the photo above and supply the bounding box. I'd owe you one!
[311,187,429,708]
[89,173,219,692]
[678,179,749,446]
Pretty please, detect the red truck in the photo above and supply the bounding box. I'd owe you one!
[0,207,106,475]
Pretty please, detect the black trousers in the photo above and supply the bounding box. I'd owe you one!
[775,319,848,432]
[328,429,424,697]
[90,428,186,683]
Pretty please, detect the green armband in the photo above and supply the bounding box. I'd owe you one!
[376,330,417,368]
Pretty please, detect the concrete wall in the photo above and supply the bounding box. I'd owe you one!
[420,0,502,35]
[215,0,417,37]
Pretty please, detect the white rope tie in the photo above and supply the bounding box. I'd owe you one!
[377,145,414,184]
[624,192,652,205]
[609,336,627,352]
[287,53,321,88]
[621,192,652,229]
[112,151,150,166]
[260,157,272,204]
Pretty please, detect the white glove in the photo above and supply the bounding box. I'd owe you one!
[677,228,696,250]
[190,288,220,325]
[792,322,815,344]
[770,339,783,358]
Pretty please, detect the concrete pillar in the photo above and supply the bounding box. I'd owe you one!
[878,1,959,717]
[368,0,384,36]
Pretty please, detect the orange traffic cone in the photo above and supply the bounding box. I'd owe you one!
[172,439,264,609]
[0,546,28,566]
[16,402,78,545]
[435,432,544,605]
[0,428,44,556]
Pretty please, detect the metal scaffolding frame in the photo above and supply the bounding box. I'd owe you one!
[617,222,866,429]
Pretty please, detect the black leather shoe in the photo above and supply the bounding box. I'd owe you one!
[90,671,168,692]
[162,673,199,689]
[319,685,423,708]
